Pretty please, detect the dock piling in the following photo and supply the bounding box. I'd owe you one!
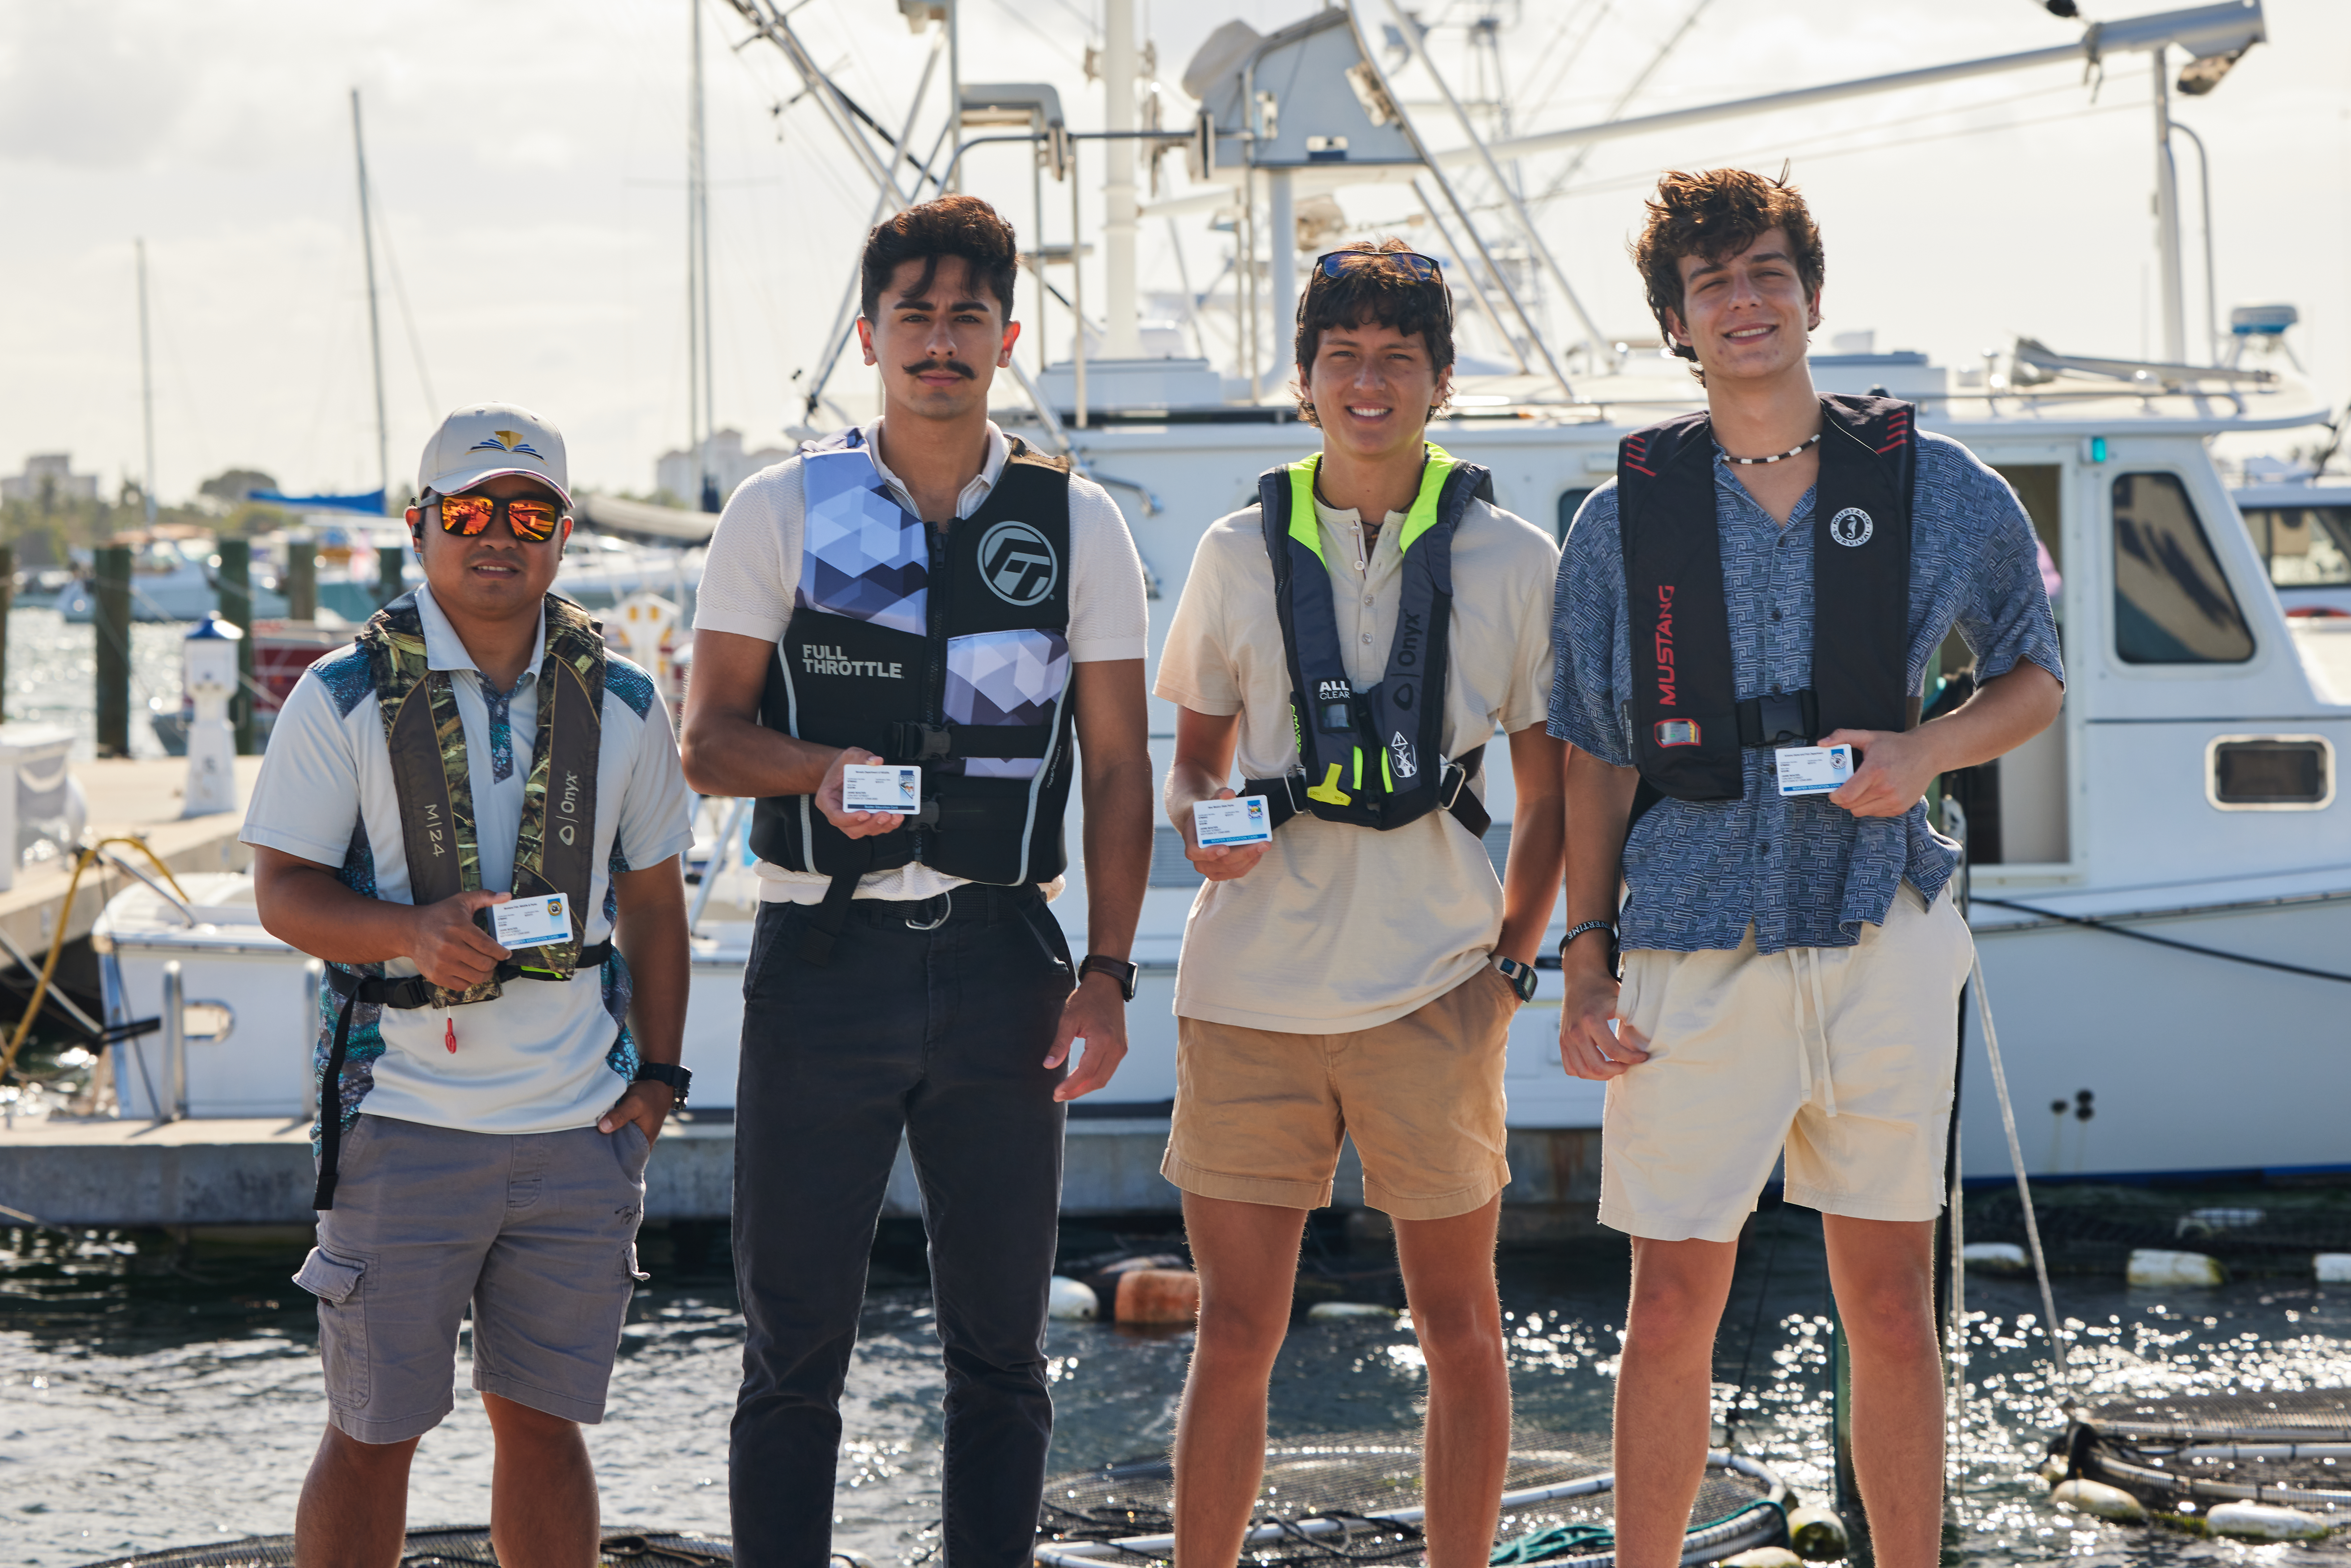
[377,544,406,608]
[215,539,255,754]
[285,533,317,621]
[0,543,14,723]
[94,545,132,758]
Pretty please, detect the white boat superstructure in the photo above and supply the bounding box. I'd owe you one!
[79,0,2351,1188]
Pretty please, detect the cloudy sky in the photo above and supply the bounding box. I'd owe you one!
[2,0,2341,504]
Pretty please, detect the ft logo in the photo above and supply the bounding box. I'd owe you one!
[978,520,1059,607]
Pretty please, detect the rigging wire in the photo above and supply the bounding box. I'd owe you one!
[1969,895,2351,985]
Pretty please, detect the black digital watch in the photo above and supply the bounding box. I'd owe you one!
[633,1061,693,1107]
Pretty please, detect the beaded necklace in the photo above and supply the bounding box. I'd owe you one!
[1718,430,1821,466]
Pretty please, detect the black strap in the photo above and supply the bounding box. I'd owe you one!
[1242,745,1491,839]
[798,870,862,966]
[313,941,614,1211]
[886,721,1053,762]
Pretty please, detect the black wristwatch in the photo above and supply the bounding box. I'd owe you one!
[634,1062,692,1107]
[1080,954,1139,1002]
[1493,955,1539,1003]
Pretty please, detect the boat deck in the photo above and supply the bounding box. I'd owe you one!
[0,755,265,968]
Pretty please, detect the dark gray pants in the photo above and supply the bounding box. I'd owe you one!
[730,886,1072,1567]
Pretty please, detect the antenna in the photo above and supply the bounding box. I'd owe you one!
[351,90,392,516]
[689,0,718,511]
[136,238,157,528]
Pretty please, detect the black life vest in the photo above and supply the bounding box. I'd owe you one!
[316,591,615,1210]
[1241,446,1492,839]
[1617,394,1918,805]
[749,427,1079,963]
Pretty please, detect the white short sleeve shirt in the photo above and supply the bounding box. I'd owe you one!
[240,585,695,1136]
[692,416,1149,903]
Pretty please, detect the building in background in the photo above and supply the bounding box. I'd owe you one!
[1,455,101,505]
[654,429,791,512]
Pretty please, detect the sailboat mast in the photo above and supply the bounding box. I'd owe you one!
[351,90,392,516]
[690,0,716,510]
[136,238,157,528]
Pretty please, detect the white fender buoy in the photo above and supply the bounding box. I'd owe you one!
[1047,1276,1099,1320]
[1307,1301,1397,1321]
[1785,1504,1849,1560]
[2204,1502,2330,1541]
[2127,1249,2225,1288]
[1720,1548,1803,1568]
[2052,1478,2147,1522]
[1963,1242,2030,1273]
[2035,1456,2069,1488]
[2315,1253,2351,1284]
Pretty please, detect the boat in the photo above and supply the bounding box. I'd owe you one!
[57,536,292,624]
[73,0,2348,1190]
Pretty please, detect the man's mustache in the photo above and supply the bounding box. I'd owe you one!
[903,359,977,380]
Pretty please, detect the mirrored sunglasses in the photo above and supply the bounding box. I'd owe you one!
[433,493,564,544]
[1314,250,1443,284]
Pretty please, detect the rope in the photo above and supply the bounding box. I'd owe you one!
[1972,895,2351,985]
[0,836,192,1084]
[1968,950,2070,1405]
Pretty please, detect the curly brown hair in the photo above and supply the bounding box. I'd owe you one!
[860,195,1021,325]
[1633,167,1824,376]
[1292,239,1455,427]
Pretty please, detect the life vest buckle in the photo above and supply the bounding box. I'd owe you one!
[1439,759,1470,811]
[1736,689,1820,749]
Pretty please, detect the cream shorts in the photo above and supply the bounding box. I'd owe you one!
[1601,884,1974,1244]
[1164,963,1518,1221]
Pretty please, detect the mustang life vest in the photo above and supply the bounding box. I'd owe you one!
[1241,446,1493,839]
[749,427,1080,963]
[314,591,613,1210]
[1616,394,1919,808]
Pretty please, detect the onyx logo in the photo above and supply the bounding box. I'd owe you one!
[1829,507,1874,547]
[556,769,585,845]
[978,520,1059,606]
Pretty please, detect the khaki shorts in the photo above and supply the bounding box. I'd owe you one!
[1602,885,1974,1244]
[1163,963,1517,1221]
[294,1113,652,1444]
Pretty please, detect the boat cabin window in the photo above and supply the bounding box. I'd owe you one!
[1556,488,1595,543]
[2242,505,2351,588]
[2112,472,2254,664]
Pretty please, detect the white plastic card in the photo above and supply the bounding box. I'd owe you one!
[842,764,921,813]
[1193,794,1273,847]
[1774,744,1854,796]
[492,892,571,950]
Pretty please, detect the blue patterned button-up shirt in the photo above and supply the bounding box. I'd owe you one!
[1548,431,2064,954]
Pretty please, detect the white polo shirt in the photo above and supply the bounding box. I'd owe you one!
[241,584,694,1136]
[693,416,1149,903]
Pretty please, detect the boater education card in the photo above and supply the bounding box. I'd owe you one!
[1774,744,1854,796]
[842,764,922,813]
[1193,794,1273,847]
[492,892,572,950]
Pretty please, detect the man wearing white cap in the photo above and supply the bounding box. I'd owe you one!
[244,403,695,1561]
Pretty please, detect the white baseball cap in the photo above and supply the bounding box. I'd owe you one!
[415,402,572,509]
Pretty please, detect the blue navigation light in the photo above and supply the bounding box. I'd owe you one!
[2090,436,2108,463]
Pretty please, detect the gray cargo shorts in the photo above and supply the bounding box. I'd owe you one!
[293,1112,653,1445]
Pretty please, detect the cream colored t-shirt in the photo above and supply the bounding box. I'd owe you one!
[1154,490,1559,1033]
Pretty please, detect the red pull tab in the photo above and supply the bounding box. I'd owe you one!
[445,1017,457,1054]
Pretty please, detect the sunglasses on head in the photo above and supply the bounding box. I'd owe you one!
[1314,250,1444,284]
[429,491,564,544]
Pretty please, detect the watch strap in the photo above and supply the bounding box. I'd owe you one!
[1080,954,1139,1002]
[634,1061,692,1107]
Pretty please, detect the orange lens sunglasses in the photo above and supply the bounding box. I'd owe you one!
[433,493,564,543]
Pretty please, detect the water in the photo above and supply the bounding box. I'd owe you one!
[1,1211,2345,1567]
[5,608,186,761]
